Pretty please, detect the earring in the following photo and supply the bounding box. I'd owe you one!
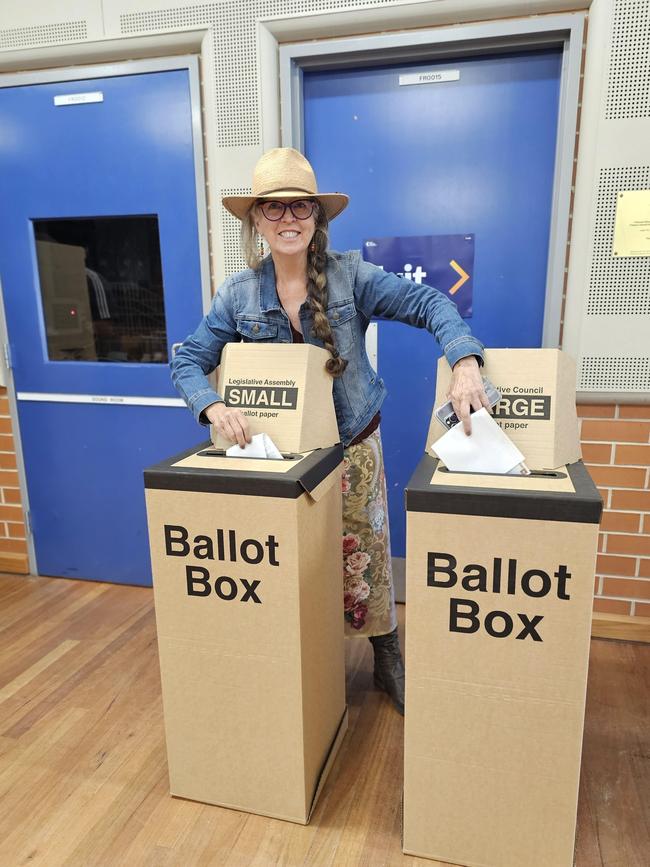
[258,234,265,259]
[310,241,316,253]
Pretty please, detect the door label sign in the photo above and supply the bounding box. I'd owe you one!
[363,234,474,318]
[54,92,104,106]
[399,70,460,86]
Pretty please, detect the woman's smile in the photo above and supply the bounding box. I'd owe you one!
[255,205,316,258]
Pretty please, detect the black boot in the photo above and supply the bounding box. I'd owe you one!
[369,626,405,715]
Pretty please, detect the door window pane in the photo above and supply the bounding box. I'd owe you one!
[33,216,168,363]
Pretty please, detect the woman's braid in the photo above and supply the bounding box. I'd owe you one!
[306,208,348,377]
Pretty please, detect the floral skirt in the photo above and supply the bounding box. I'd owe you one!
[341,428,397,638]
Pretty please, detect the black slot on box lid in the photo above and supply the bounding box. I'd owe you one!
[144,441,344,499]
[405,455,602,524]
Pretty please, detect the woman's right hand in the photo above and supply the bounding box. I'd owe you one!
[205,402,251,448]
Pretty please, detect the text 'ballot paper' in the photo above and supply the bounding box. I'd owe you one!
[226,433,283,460]
[430,407,526,474]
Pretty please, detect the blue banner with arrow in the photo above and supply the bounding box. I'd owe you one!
[362,233,475,318]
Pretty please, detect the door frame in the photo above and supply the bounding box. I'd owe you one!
[0,55,211,575]
[278,12,585,350]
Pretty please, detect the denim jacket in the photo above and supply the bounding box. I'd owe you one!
[171,250,484,446]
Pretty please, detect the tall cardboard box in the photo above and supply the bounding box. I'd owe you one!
[403,456,602,866]
[35,239,97,361]
[212,343,340,453]
[429,349,581,469]
[144,442,348,823]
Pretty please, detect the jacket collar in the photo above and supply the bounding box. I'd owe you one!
[259,255,282,313]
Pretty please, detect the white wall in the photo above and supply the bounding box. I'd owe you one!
[561,0,650,400]
[0,0,648,400]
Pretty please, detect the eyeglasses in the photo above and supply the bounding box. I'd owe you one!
[259,199,316,221]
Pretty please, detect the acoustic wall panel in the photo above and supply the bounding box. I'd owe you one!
[580,355,650,391]
[220,187,251,275]
[605,0,650,120]
[119,0,392,149]
[0,20,87,49]
[563,0,650,400]
[588,167,650,316]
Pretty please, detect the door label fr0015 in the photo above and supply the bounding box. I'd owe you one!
[399,70,460,86]
[54,92,104,106]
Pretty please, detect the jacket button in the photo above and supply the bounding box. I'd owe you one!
[252,323,260,333]
[332,311,340,320]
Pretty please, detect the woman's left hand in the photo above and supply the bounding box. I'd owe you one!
[448,356,491,435]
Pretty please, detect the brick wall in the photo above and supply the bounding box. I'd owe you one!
[580,404,650,619]
[0,387,28,574]
[0,386,649,621]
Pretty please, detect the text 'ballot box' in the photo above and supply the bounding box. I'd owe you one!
[403,458,602,866]
[144,443,347,824]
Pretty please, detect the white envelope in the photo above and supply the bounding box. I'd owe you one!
[430,407,526,474]
[226,432,283,460]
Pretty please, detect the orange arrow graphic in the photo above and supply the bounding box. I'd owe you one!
[449,259,469,295]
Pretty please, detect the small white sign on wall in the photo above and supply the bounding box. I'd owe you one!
[54,92,104,107]
[399,70,460,86]
[613,190,650,257]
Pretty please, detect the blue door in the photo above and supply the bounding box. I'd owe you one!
[0,68,205,585]
[303,48,562,557]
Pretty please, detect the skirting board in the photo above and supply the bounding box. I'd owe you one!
[591,613,650,643]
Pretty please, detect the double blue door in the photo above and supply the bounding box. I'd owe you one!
[303,48,562,556]
[0,67,205,584]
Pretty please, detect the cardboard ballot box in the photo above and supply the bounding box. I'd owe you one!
[212,343,340,453]
[429,349,581,469]
[403,458,602,866]
[144,442,347,824]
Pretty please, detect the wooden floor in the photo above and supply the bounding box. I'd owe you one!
[0,574,647,867]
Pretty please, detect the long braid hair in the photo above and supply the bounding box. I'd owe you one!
[241,200,347,378]
[306,204,348,378]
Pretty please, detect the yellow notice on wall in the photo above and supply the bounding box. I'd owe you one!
[613,189,650,257]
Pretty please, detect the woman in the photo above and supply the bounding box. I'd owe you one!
[171,148,489,715]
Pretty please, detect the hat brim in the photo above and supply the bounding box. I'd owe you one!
[222,191,349,222]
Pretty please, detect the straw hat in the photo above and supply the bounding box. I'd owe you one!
[222,148,349,221]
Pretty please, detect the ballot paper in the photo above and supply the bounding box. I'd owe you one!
[430,407,526,474]
[226,433,283,460]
